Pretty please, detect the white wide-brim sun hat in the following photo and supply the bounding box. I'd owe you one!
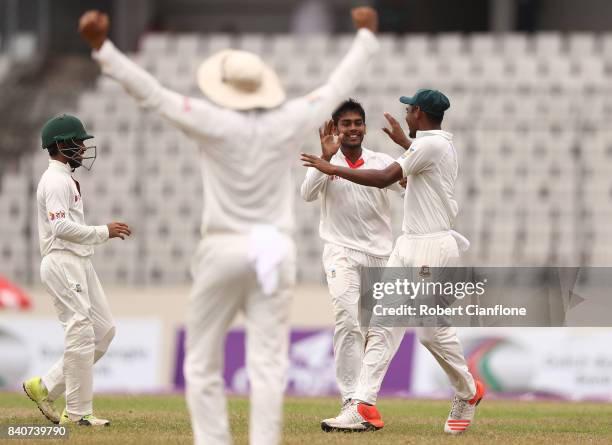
[197,49,286,110]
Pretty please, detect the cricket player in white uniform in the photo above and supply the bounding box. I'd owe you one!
[302,89,485,434]
[300,99,404,422]
[79,8,379,445]
[23,114,131,427]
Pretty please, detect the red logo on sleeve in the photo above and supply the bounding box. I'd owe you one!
[48,210,65,221]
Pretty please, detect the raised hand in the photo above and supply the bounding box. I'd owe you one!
[319,120,343,161]
[107,222,131,240]
[78,10,109,50]
[382,112,412,150]
[351,7,378,33]
[301,153,336,176]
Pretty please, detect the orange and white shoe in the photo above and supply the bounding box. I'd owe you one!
[321,400,384,432]
[444,380,485,434]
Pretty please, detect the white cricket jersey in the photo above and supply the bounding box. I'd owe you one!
[36,160,109,257]
[301,148,402,257]
[395,130,459,235]
[92,30,379,236]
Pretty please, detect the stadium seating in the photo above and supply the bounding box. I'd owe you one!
[1,32,611,285]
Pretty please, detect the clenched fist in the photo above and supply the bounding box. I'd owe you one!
[351,7,378,33]
[79,10,109,50]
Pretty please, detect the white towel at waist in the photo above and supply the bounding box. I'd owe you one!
[247,224,290,296]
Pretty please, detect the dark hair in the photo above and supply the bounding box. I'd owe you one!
[332,98,366,125]
[46,142,59,157]
[424,111,444,126]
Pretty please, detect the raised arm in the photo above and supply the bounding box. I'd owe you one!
[300,120,343,201]
[382,112,412,150]
[79,10,231,138]
[287,7,380,132]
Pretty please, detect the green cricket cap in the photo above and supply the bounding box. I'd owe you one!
[399,89,450,117]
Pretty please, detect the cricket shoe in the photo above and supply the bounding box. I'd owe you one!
[320,398,352,428]
[444,380,485,434]
[22,377,60,424]
[320,406,343,432]
[60,409,110,426]
[321,400,384,432]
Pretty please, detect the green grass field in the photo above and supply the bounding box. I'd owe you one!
[1,393,611,444]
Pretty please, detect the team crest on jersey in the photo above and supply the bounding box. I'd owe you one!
[400,144,418,159]
[75,283,82,293]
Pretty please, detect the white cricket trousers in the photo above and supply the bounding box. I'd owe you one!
[322,243,388,402]
[184,234,295,445]
[39,250,115,417]
[353,232,476,404]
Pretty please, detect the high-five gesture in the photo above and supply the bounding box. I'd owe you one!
[79,10,109,50]
[382,112,412,150]
[351,7,378,33]
[319,120,343,161]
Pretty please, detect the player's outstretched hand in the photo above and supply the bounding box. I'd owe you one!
[382,112,412,150]
[351,7,378,33]
[301,153,336,176]
[79,10,109,50]
[107,222,132,240]
[319,120,343,161]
